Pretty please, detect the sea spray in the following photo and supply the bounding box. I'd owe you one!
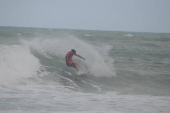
[0,44,41,86]
[20,36,116,77]
[0,27,170,113]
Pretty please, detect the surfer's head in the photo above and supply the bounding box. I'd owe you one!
[71,49,76,54]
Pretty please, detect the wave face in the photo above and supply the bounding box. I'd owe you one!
[0,27,170,113]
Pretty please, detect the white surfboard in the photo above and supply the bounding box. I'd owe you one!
[75,70,90,78]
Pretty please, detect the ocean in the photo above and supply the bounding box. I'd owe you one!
[0,26,170,113]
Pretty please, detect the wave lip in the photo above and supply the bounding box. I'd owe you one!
[0,44,41,86]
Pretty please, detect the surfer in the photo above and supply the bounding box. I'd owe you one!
[65,49,85,71]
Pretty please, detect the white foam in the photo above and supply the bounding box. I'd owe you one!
[124,33,133,37]
[90,45,116,77]
[20,36,116,77]
[84,34,91,37]
[21,38,52,59]
[0,44,41,86]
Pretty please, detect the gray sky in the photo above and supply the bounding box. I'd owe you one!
[0,0,170,33]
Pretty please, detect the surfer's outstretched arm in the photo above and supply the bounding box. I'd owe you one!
[75,54,85,60]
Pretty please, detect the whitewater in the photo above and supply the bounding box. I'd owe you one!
[0,26,170,113]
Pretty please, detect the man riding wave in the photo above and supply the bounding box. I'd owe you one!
[65,49,85,71]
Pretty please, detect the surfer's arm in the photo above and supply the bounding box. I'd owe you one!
[75,54,85,60]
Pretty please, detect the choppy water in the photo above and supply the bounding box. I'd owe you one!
[0,26,170,113]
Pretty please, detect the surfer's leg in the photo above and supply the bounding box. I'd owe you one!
[75,62,80,71]
[75,65,79,71]
[67,62,79,71]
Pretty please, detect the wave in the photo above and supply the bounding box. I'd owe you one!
[0,36,116,90]
[0,27,170,96]
[0,44,41,86]
[21,36,116,77]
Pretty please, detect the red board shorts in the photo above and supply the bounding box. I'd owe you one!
[66,61,77,68]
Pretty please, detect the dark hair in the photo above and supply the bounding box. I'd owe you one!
[71,49,76,53]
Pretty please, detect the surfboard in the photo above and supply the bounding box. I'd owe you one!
[75,70,90,78]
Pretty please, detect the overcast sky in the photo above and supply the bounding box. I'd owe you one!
[0,0,170,33]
